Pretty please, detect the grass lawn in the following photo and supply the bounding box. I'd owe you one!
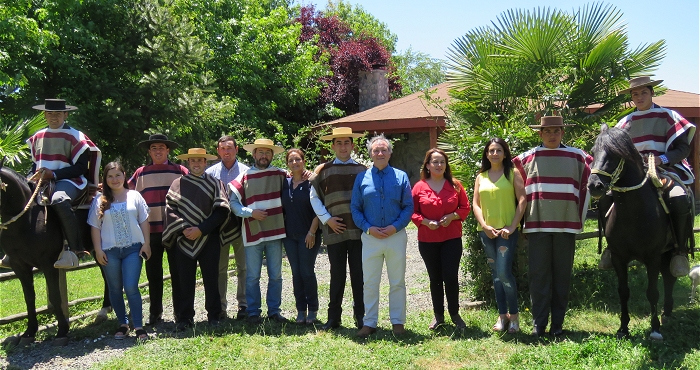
[1,218,700,369]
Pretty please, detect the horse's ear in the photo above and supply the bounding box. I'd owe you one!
[600,124,609,133]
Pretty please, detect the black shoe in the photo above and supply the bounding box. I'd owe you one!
[531,326,545,337]
[247,315,262,325]
[549,326,564,337]
[321,320,341,330]
[145,315,162,326]
[267,313,289,323]
[236,307,248,320]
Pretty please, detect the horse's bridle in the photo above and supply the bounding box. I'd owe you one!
[0,170,46,230]
[590,158,649,193]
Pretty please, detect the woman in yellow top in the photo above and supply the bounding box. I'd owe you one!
[473,138,527,333]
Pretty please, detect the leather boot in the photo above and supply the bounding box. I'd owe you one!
[52,200,83,269]
[667,194,691,277]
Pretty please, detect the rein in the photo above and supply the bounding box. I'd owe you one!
[0,170,45,230]
[590,157,649,192]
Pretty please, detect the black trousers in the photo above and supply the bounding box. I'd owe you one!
[326,239,364,323]
[145,233,182,320]
[418,237,463,316]
[173,235,221,323]
[527,232,575,331]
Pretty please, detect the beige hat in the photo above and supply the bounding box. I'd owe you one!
[618,76,663,95]
[320,127,365,141]
[529,116,576,129]
[175,148,218,161]
[242,138,284,155]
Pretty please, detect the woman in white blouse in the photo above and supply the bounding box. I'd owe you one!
[89,161,151,341]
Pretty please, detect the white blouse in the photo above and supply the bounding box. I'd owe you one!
[88,190,150,250]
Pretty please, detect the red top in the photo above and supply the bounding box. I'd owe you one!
[411,179,471,243]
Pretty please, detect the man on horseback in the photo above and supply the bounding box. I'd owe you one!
[599,77,695,276]
[1,99,101,269]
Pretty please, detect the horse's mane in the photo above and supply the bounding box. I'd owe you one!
[592,127,645,171]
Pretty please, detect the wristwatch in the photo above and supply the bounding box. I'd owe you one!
[366,228,371,235]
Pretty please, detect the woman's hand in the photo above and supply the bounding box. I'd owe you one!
[140,243,152,260]
[94,249,108,265]
[439,212,457,228]
[305,232,316,249]
[483,225,500,239]
[422,218,440,230]
[500,226,517,240]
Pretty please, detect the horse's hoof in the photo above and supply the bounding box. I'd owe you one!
[616,330,629,339]
[52,336,69,346]
[18,336,35,346]
[649,331,663,341]
[2,335,21,347]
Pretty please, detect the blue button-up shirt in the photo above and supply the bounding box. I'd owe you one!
[206,160,249,187]
[351,164,413,233]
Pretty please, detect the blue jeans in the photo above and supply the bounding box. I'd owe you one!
[245,239,283,317]
[102,243,143,327]
[479,230,519,315]
[283,235,320,312]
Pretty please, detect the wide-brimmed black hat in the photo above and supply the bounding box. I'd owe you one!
[32,99,78,111]
[138,134,179,150]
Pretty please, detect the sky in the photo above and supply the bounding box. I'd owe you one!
[302,0,700,94]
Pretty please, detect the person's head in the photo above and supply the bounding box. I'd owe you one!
[629,85,654,111]
[321,127,364,162]
[367,134,392,170]
[32,99,78,129]
[138,134,179,165]
[216,135,238,167]
[421,148,457,187]
[98,161,128,219]
[175,148,217,176]
[331,137,355,162]
[242,138,283,169]
[285,148,306,174]
[479,138,513,179]
[530,116,572,149]
[149,142,170,165]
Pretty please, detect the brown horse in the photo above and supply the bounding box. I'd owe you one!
[587,125,679,340]
[0,163,110,346]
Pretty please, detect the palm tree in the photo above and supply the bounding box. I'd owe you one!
[0,113,46,171]
[446,2,666,124]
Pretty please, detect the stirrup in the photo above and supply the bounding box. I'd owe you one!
[0,254,11,268]
[670,255,689,277]
[598,249,613,270]
[54,250,79,269]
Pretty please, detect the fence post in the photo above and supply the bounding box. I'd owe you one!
[48,270,69,319]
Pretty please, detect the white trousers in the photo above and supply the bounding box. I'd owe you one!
[361,228,407,327]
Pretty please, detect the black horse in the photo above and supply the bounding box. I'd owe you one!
[587,125,678,340]
[0,164,110,346]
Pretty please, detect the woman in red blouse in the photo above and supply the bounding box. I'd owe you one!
[412,148,471,330]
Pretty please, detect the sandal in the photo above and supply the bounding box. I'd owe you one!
[114,326,129,340]
[135,328,148,342]
[492,316,508,332]
[507,320,520,334]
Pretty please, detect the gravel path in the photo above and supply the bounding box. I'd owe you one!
[1,229,472,369]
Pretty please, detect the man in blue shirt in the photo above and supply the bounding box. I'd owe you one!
[351,134,413,337]
[206,135,249,320]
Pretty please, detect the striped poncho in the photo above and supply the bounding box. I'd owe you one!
[513,145,592,234]
[162,173,239,258]
[27,125,101,189]
[616,104,696,184]
[229,166,286,246]
[128,161,189,233]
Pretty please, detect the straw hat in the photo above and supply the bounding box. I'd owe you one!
[617,76,663,95]
[138,134,179,150]
[32,99,78,111]
[175,148,218,161]
[320,127,365,141]
[242,138,284,155]
[528,116,576,129]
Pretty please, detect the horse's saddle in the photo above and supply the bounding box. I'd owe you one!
[33,180,97,210]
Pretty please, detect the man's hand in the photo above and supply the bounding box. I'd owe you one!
[251,209,268,221]
[367,226,388,239]
[327,217,346,234]
[378,225,397,237]
[37,168,55,182]
[183,227,202,240]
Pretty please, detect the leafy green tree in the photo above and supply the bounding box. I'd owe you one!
[0,113,46,172]
[443,3,666,301]
[393,47,445,95]
[323,0,398,53]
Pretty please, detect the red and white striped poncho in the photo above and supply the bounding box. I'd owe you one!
[513,145,592,234]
